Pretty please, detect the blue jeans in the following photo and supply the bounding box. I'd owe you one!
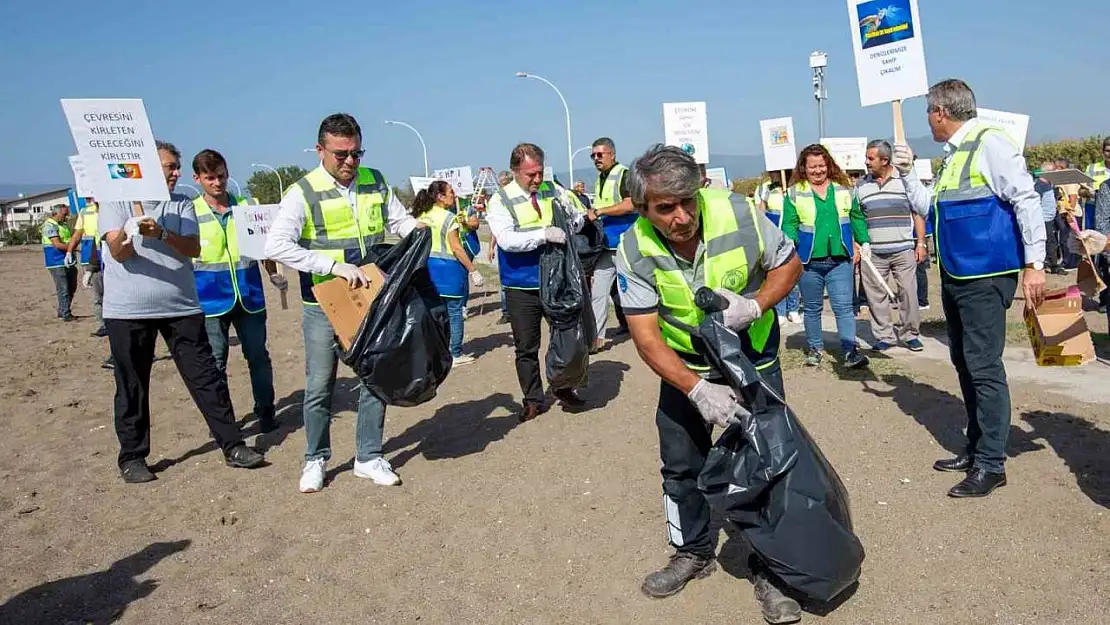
[204,304,275,420]
[799,257,858,353]
[301,304,384,463]
[444,296,466,357]
[773,285,801,316]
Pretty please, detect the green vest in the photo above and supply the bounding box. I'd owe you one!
[41,217,72,269]
[1087,160,1109,196]
[789,182,855,263]
[618,189,777,371]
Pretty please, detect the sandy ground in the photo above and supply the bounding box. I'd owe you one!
[1,245,1108,625]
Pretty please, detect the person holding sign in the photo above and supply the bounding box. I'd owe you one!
[66,198,108,337]
[587,137,633,347]
[190,149,285,434]
[410,180,484,365]
[614,145,803,623]
[41,203,78,322]
[100,140,266,483]
[781,145,872,370]
[264,113,421,493]
[926,79,1046,498]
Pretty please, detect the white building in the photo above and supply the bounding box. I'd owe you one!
[0,188,73,234]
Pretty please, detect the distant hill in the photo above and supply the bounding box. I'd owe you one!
[0,183,71,201]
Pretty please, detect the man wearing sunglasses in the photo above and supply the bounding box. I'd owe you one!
[265,113,422,494]
[588,138,632,350]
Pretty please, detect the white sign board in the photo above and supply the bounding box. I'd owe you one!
[913,158,934,181]
[60,98,169,202]
[232,203,280,261]
[820,137,869,171]
[68,155,93,198]
[409,176,435,193]
[759,117,798,171]
[705,167,729,190]
[663,101,709,164]
[433,166,475,196]
[977,107,1030,148]
[543,166,554,182]
[846,0,929,106]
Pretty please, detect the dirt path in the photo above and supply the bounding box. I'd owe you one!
[1,247,1107,625]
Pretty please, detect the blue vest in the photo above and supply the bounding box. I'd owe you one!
[420,206,468,298]
[597,164,635,249]
[934,126,1024,279]
[495,183,556,290]
[193,195,267,316]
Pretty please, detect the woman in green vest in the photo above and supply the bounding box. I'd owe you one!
[781,144,871,369]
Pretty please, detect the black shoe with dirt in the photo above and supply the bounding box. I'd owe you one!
[641,551,716,598]
[752,569,802,624]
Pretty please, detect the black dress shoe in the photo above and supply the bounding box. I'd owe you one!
[933,455,973,472]
[553,388,585,407]
[91,327,109,338]
[101,355,116,370]
[948,468,1007,498]
[517,403,540,423]
[225,444,265,469]
[119,459,156,484]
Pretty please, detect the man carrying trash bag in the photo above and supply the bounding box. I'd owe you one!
[615,145,807,623]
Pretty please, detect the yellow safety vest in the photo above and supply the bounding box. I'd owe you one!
[789,182,855,263]
[419,205,467,297]
[193,195,266,316]
[494,181,556,290]
[41,217,72,268]
[76,204,99,266]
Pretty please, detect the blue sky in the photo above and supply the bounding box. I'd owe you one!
[0,0,1102,188]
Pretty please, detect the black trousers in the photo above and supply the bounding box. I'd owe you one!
[940,273,1017,473]
[1045,218,1062,269]
[656,365,785,558]
[505,288,548,406]
[106,314,244,466]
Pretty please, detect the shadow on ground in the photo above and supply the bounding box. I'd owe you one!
[383,392,520,469]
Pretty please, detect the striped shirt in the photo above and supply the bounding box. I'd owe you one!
[854,169,931,255]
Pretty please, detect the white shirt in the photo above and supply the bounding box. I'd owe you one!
[942,118,1046,264]
[264,166,418,275]
[486,180,586,253]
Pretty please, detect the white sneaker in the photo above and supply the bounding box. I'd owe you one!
[299,458,326,493]
[354,457,401,486]
[787,311,802,324]
[453,354,476,366]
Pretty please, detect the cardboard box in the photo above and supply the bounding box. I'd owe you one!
[1024,287,1095,367]
[311,264,387,350]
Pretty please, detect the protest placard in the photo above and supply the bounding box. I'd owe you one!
[977,108,1030,148]
[543,166,554,182]
[846,0,929,108]
[433,166,475,196]
[68,155,93,198]
[409,177,436,193]
[705,167,729,190]
[60,99,169,202]
[913,158,934,181]
[232,203,280,261]
[663,102,709,164]
[759,117,797,172]
[821,137,869,171]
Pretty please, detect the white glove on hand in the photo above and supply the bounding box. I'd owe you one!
[687,379,745,428]
[543,227,567,245]
[64,251,77,267]
[1071,230,1108,256]
[715,289,762,331]
[122,216,144,244]
[330,262,370,288]
[82,271,93,289]
[892,144,914,175]
[469,270,485,288]
[860,242,872,263]
[269,273,289,291]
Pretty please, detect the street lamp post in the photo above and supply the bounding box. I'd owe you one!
[516,72,574,187]
[251,163,283,197]
[810,51,829,139]
[384,120,429,177]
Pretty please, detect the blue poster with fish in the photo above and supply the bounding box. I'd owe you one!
[857,0,915,49]
[846,0,928,106]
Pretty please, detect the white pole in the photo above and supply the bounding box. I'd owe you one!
[384,120,429,177]
[250,163,283,196]
[517,72,574,187]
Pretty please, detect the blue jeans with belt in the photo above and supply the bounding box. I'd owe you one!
[799,257,858,353]
[301,304,384,463]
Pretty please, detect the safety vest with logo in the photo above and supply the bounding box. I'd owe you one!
[790,182,855,264]
[193,195,266,317]
[41,218,72,269]
[933,125,1024,279]
[1085,160,1109,228]
[419,205,467,297]
[495,182,556,290]
[292,166,390,304]
[618,188,779,372]
[78,203,99,265]
[763,187,785,227]
[596,163,635,250]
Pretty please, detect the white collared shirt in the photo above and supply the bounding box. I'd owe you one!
[486,180,585,253]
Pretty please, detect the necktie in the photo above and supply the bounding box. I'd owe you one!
[530,192,542,217]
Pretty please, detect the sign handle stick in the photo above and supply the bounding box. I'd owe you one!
[863,255,896,300]
[278,264,289,310]
[892,99,907,145]
[131,201,144,217]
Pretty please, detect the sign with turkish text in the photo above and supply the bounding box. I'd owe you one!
[977,107,1030,148]
[820,137,869,171]
[409,177,435,193]
[68,155,93,198]
[913,158,934,181]
[232,203,279,261]
[759,117,798,172]
[663,101,709,164]
[433,166,475,196]
[705,167,729,190]
[60,98,169,202]
[846,0,929,106]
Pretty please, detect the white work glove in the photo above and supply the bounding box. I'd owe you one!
[81,271,93,289]
[469,270,485,288]
[1070,230,1108,256]
[64,251,78,267]
[269,273,289,291]
[860,243,872,263]
[122,216,145,244]
[714,289,762,331]
[687,379,746,428]
[543,226,567,245]
[892,144,914,175]
[330,262,370,288]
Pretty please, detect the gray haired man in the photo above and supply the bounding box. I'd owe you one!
[856,139,931,352]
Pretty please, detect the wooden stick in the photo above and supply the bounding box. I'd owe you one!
[278,264,289,310]
[892,100,907,145]
[130,201,144,217]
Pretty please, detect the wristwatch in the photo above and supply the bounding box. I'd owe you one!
[159,228,169,241]
[1027,261,1044,271]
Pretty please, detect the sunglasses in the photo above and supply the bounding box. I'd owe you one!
[328,149,365,161]
[590,152,609,160]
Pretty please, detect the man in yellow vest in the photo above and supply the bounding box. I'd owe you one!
[486,143,592,422]
[42,203,77,321]
[191,149,286,434]
[587,137,631,348]
[1080,137,1110,230]
[615,145,803,623]
[265,113,423,494]
[66,197,107,337]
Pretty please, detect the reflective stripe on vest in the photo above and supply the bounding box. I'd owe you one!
[495,183,555,290]
[764,188,785,227]
[933,126,1024,279]
[78,204,99,266]
[418,205,467,297]
[1086,161,1109,202]
[193,195,266,317]
[618,189,778,372]
[41,218,72,268]
[597,163,635,250]
[294,166,389,304]
[790,182,854,264]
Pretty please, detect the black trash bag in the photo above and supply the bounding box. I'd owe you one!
[340,227,452,407]
[693,288,864,603]
[539,199,596,391]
